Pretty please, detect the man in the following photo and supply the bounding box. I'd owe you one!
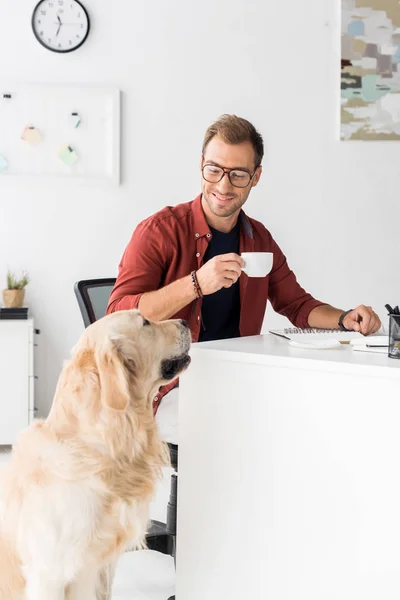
[107,114,381,437]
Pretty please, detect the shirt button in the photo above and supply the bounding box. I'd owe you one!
[196,252,200,257]
[195,233,200,238]
[197,316,200,320]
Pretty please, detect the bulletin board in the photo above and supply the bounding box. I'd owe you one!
[0,84,120,185]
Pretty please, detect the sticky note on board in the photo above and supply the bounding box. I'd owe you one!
[21,127,42,145]
[68,112,81,128]
[57,144,79,166]
[0,155,8,172]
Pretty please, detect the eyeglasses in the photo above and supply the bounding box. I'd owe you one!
[202,164,258,189]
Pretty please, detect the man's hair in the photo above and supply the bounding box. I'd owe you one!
[202,114,264,167]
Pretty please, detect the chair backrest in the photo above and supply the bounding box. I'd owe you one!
[74,278,116,328]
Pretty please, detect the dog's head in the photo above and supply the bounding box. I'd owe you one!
[73,310,191,412]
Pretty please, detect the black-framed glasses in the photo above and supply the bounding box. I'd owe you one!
[202,163,259,189]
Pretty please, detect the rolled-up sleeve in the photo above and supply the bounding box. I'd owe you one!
[268,236,325,328]
[107,218,169,314]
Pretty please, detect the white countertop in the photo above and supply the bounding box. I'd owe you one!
[191,333,400,378]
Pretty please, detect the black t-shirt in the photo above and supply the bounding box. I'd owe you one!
[198,224,241,342]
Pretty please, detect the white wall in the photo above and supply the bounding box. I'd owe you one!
[0,0,397,415]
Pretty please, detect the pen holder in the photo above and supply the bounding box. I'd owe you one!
[388,314,400,359]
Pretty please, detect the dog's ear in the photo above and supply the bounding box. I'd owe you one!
[96,337,134,411]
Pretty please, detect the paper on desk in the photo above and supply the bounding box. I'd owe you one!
[351,345,388,354]
[289,339,342,350]
[350,335,389,354]
[350,336,388,346]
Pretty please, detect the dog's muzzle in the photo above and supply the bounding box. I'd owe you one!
[161,354,191,380]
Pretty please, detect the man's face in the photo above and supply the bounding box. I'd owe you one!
[201,135,262,221]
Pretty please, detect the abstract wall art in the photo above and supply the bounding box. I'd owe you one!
[341,0,400,140]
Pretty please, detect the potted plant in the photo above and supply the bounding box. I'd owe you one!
[2,270,30,308]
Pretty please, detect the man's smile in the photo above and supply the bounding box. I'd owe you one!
[213,193,235,204]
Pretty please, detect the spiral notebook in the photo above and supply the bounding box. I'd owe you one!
[269,328,366,344]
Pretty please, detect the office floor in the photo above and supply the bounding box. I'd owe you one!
[0,450,176,600]
[113,550,175,600]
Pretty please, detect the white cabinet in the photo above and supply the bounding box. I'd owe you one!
[0,319,36,445]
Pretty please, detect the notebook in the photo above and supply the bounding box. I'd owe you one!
[269,328,366,344]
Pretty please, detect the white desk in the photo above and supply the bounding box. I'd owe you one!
[177,334,400,600]
[0,318,36,444]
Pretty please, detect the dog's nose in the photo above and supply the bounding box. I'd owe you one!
[180,319,189,329]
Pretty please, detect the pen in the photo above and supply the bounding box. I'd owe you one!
[366,345,388,348]
[385,304,394,315]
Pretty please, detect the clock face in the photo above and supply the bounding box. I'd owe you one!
[32,0,90,53]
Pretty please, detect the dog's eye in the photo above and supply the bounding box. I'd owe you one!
[143,318,151,326]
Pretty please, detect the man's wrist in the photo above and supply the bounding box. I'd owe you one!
[190,270,203,299]
[338,309,354,331]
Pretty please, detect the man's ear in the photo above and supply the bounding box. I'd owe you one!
[96,339,133,411]
[252,165,262,188]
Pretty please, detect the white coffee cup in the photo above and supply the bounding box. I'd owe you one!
[241,252,273,278]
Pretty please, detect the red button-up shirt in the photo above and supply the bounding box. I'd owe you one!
[107,195,324,411]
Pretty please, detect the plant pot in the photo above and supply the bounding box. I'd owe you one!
[2,289,25,308]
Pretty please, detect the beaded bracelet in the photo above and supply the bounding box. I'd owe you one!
[190,270,203,299]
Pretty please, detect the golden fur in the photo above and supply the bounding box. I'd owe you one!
[0,310,191,600]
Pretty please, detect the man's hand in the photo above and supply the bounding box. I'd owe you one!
[342,305,381,335]
[196,253,244,296]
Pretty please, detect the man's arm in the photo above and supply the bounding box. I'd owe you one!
[140,253,244,321]
[139,276,196,321]
[265,231,381,335]
[307,305,344,329]
[108,219,201,320]
[267,236,325,329]
[308,304,381,335]
[107,218,168,315]
[107,215,244,320]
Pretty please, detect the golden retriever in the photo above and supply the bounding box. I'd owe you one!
[0,309,191,600]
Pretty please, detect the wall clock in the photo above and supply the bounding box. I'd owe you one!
[32,0,90,53]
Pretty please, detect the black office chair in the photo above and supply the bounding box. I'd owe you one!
[74,279,178,599]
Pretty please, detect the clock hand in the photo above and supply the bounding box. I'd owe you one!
[55,15,62,35]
